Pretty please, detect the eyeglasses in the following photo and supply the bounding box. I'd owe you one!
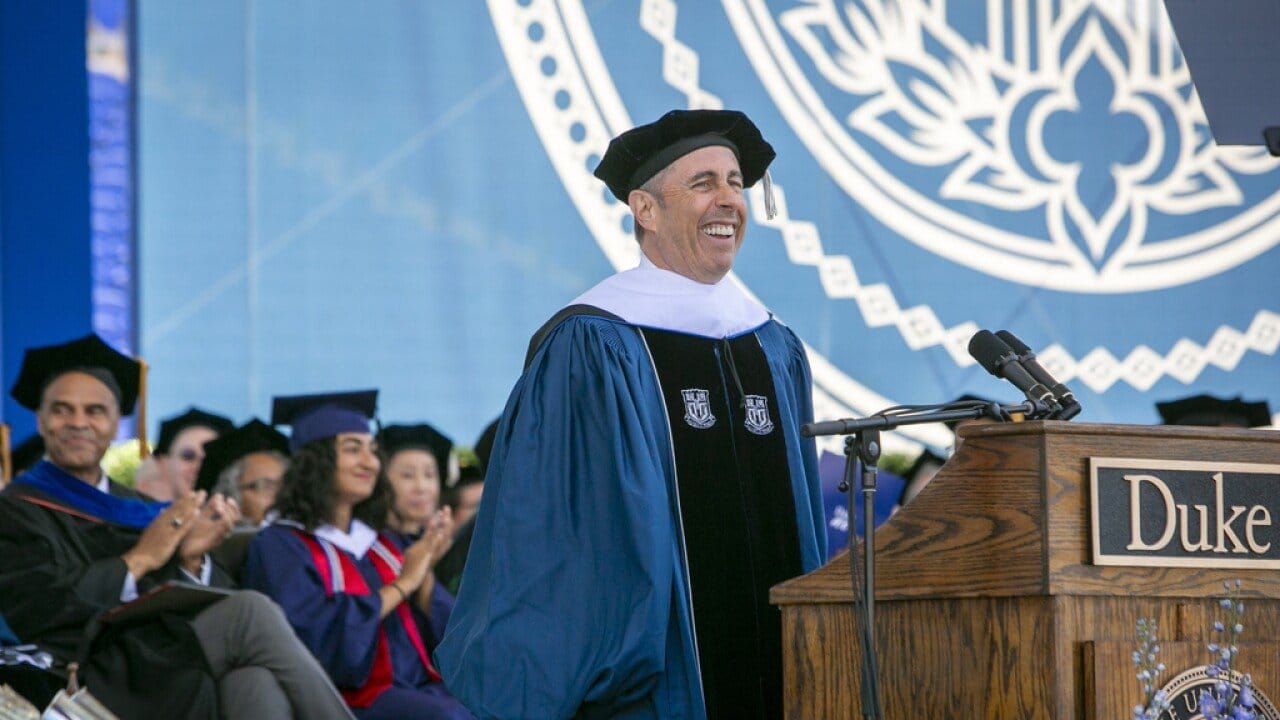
[240,478,281,494]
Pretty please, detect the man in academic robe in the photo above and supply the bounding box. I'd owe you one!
[436,110,827,720]
[0,333,355,720]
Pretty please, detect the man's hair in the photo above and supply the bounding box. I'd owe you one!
[271,438,388,530]
[213,451,289,504]
[632,165,670,245]
[38,366,123,412]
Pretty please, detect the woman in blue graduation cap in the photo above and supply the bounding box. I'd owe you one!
[241,391,470,720]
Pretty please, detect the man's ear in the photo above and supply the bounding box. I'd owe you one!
[628,189,657,238]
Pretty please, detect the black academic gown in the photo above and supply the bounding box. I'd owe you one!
[0,474,230,719]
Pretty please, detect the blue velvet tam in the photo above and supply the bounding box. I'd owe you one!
[271,390,378,451]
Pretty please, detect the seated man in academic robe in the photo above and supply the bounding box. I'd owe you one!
[0,333,354,720]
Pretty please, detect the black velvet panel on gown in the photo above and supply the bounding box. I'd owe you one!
[640,327,802,720]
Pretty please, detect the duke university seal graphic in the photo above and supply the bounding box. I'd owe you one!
[681,389,716,430]
[744,395,776,435]
[487,0,1280,442]
[1156,666,1280,719]
[733,0,1280,293]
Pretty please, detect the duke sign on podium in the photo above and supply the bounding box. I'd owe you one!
[1092,459,1280,568]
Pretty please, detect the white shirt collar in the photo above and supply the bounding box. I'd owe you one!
[313,519,379,559]
[569,255,769,338]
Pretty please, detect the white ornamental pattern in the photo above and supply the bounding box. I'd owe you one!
[488,0,1280,445]
[643,0,1280,394]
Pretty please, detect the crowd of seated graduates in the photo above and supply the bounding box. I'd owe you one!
[0,332,493,720]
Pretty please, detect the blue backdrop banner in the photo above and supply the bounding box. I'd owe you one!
[138,1,1280,450]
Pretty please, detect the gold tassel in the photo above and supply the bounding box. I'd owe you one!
[136,358,150,458]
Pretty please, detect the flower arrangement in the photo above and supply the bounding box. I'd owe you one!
[1199,581,1256,720]
[1132,581,1258,720]
[1131,618,1171,719]
[102,438,147,487]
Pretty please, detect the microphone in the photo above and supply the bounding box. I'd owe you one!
[967,330,1060,418]
[995,330,1082,421]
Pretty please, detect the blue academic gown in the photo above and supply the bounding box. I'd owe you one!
[242,524,470,720]
[435,315,827,720]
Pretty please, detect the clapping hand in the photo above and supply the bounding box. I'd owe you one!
[178,494,241,573]
[122,491,206,578]
[424,507,455,570]
[413,508,454,610]
[395,507,455,608]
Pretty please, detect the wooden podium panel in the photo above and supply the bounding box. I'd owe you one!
[772,422,1280,719]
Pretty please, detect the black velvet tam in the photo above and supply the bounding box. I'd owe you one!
[155,407,234,455]
[196,418,290,493]
[377,423,452,481]
[9,333,141,414]
[1156,393,1272,428]
[593,109,775,201]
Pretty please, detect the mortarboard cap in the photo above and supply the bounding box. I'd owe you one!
[453,462,484,490]
[272,389,378,451]
[196,418,290,493]
[10,333,142,414]
[378,423,453,482]
[155,406,234,455]
[594,109,776,202]
[1155,393,1272,428]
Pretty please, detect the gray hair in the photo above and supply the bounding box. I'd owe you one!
[632,165,670,245]
[213,451,289,505]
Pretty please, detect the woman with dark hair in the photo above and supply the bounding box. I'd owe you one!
[377,423,454,544]
[242,392,471,720]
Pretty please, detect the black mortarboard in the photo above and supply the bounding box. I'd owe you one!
[9,333,142,414]
[594,109,776,202]
[473,417,500,474]
[453,463,484,490]
[1156,394,1272,428]
[155,406,234,455]
[271,389,378,451]
[378,423,453,481]
[196,418,290,493]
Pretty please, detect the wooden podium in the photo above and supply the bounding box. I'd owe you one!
[771,421,1280,719]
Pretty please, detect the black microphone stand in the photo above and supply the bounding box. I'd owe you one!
[802,399,1050,720]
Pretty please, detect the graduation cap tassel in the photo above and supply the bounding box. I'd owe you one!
[1,423,11,486]
[136,358,150,458]
[761,170,777,220]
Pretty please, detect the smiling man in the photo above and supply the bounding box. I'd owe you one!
[0,334,354,720]
[438,110,827,720]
